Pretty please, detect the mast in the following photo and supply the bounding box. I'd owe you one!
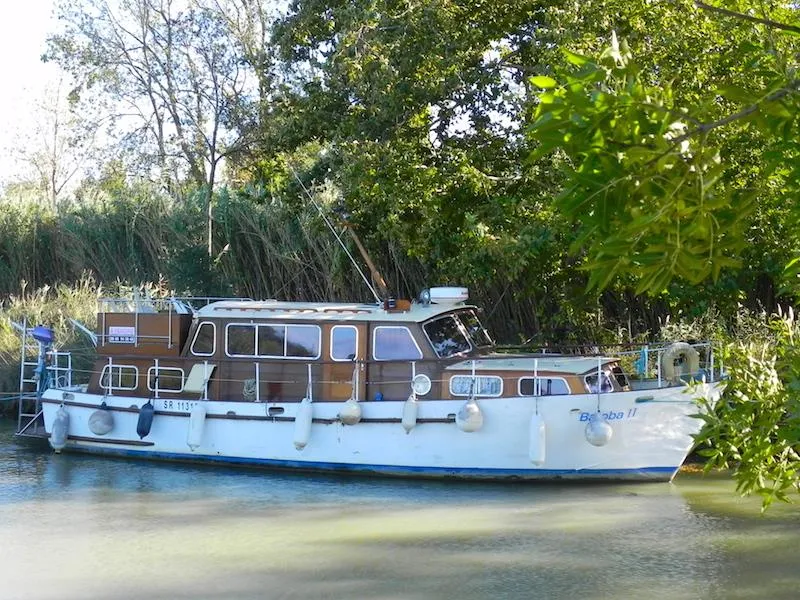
[289,164,390,304]
[342,223,389,301]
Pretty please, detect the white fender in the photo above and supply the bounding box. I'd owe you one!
[49,405,70,452]
[456,398,483,432]
[528,413,546,465]
[293,397,313,450]
[585,412,613,447]
[402,394,418,433]
[339,398,362,425]
[661,342,700,383]
[187,402,207,450]
[88,406,114,436]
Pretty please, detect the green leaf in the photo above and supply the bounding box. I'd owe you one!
[716,85,754,104]
[563,49,591,67]
[530,75,558,89]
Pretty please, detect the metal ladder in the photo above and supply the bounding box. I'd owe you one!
[16,319,47,439]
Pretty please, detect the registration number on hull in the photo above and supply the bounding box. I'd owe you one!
[159,400,198,411]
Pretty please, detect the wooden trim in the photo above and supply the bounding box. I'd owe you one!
[40,429,155,447]
[42,398,140,413]
[41,398,455,425]
[68,435,155,447]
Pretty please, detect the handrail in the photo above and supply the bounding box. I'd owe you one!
[87,342,715,369]
[98,296,253,314]
[24,328,717,402]
[69,340,719,400]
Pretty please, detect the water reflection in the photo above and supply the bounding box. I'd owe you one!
[1,421,798,600]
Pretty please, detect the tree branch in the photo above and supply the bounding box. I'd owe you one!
[695,1,800,35]
[676,79,800,143]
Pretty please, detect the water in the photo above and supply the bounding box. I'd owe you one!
[1,420,798,600]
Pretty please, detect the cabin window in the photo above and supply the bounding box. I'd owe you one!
[257,325,285,357]
[331,325,358,361]
[458,310,493,347]
[226,324,256,356]
[258,324,320,358]
[423,316,471,358]
[611,365,629,389]
[147,366,185,392]
[99,365,138,391]
[373,326,423,361]
[226,323,321,359]
[191,322,216,356]
[585,371,614,394]
[285,325,321,358]
[518,377,570,396]
[449,375,503,397]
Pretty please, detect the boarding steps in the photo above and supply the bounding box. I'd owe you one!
[14,320,72,441]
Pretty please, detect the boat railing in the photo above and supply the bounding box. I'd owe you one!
[98,296,252,315]
[210,344,719,401]
[97,296,253,350]
[42,340,719,401]
[614,341,719,388]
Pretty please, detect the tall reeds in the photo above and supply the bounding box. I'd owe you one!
[0,184,681,357]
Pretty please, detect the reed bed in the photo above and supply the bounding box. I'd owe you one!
[0,184,689,365]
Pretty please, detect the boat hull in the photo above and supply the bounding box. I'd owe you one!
[40,383,721,482]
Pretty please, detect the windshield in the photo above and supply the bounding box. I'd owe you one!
[423,310,494,358]
[424,316,471,358]
[459,310,493,347]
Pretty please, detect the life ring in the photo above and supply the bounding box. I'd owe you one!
[661,342,700,383]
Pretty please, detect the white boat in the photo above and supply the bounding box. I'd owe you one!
[17,288,722,481]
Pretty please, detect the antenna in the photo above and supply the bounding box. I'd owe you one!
[289,164,384,304]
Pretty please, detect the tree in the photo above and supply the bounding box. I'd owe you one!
[265,2,597,333]
[10,80,96,209]
[46,0,257,252]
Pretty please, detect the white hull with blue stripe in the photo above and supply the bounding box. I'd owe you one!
[39,381,720,481]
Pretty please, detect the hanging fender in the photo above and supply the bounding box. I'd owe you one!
[88,402,114,436]
[293,397,313,450]
[136,400,155,439]
[528,413,546,465]
[49,405,70,452]
[187,402,208,450]
[402,394,418,433]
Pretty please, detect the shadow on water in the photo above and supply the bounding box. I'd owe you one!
[1,420,799,600]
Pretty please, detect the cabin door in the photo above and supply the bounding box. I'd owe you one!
[323,324,367,402]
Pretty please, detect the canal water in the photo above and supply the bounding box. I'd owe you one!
[1,420,798,600]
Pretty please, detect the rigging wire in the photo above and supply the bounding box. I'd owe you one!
[288,163,382,304]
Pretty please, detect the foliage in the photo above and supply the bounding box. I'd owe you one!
[0,276,100,403]
[527,2,800,295]
[519,1,800,509]
[694,309,800,510]
[0,275,100,361]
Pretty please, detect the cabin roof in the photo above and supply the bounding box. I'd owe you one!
[194,300,473,323]
[446,356,618,376]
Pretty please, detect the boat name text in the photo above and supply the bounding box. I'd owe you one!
[578,408,637,421]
